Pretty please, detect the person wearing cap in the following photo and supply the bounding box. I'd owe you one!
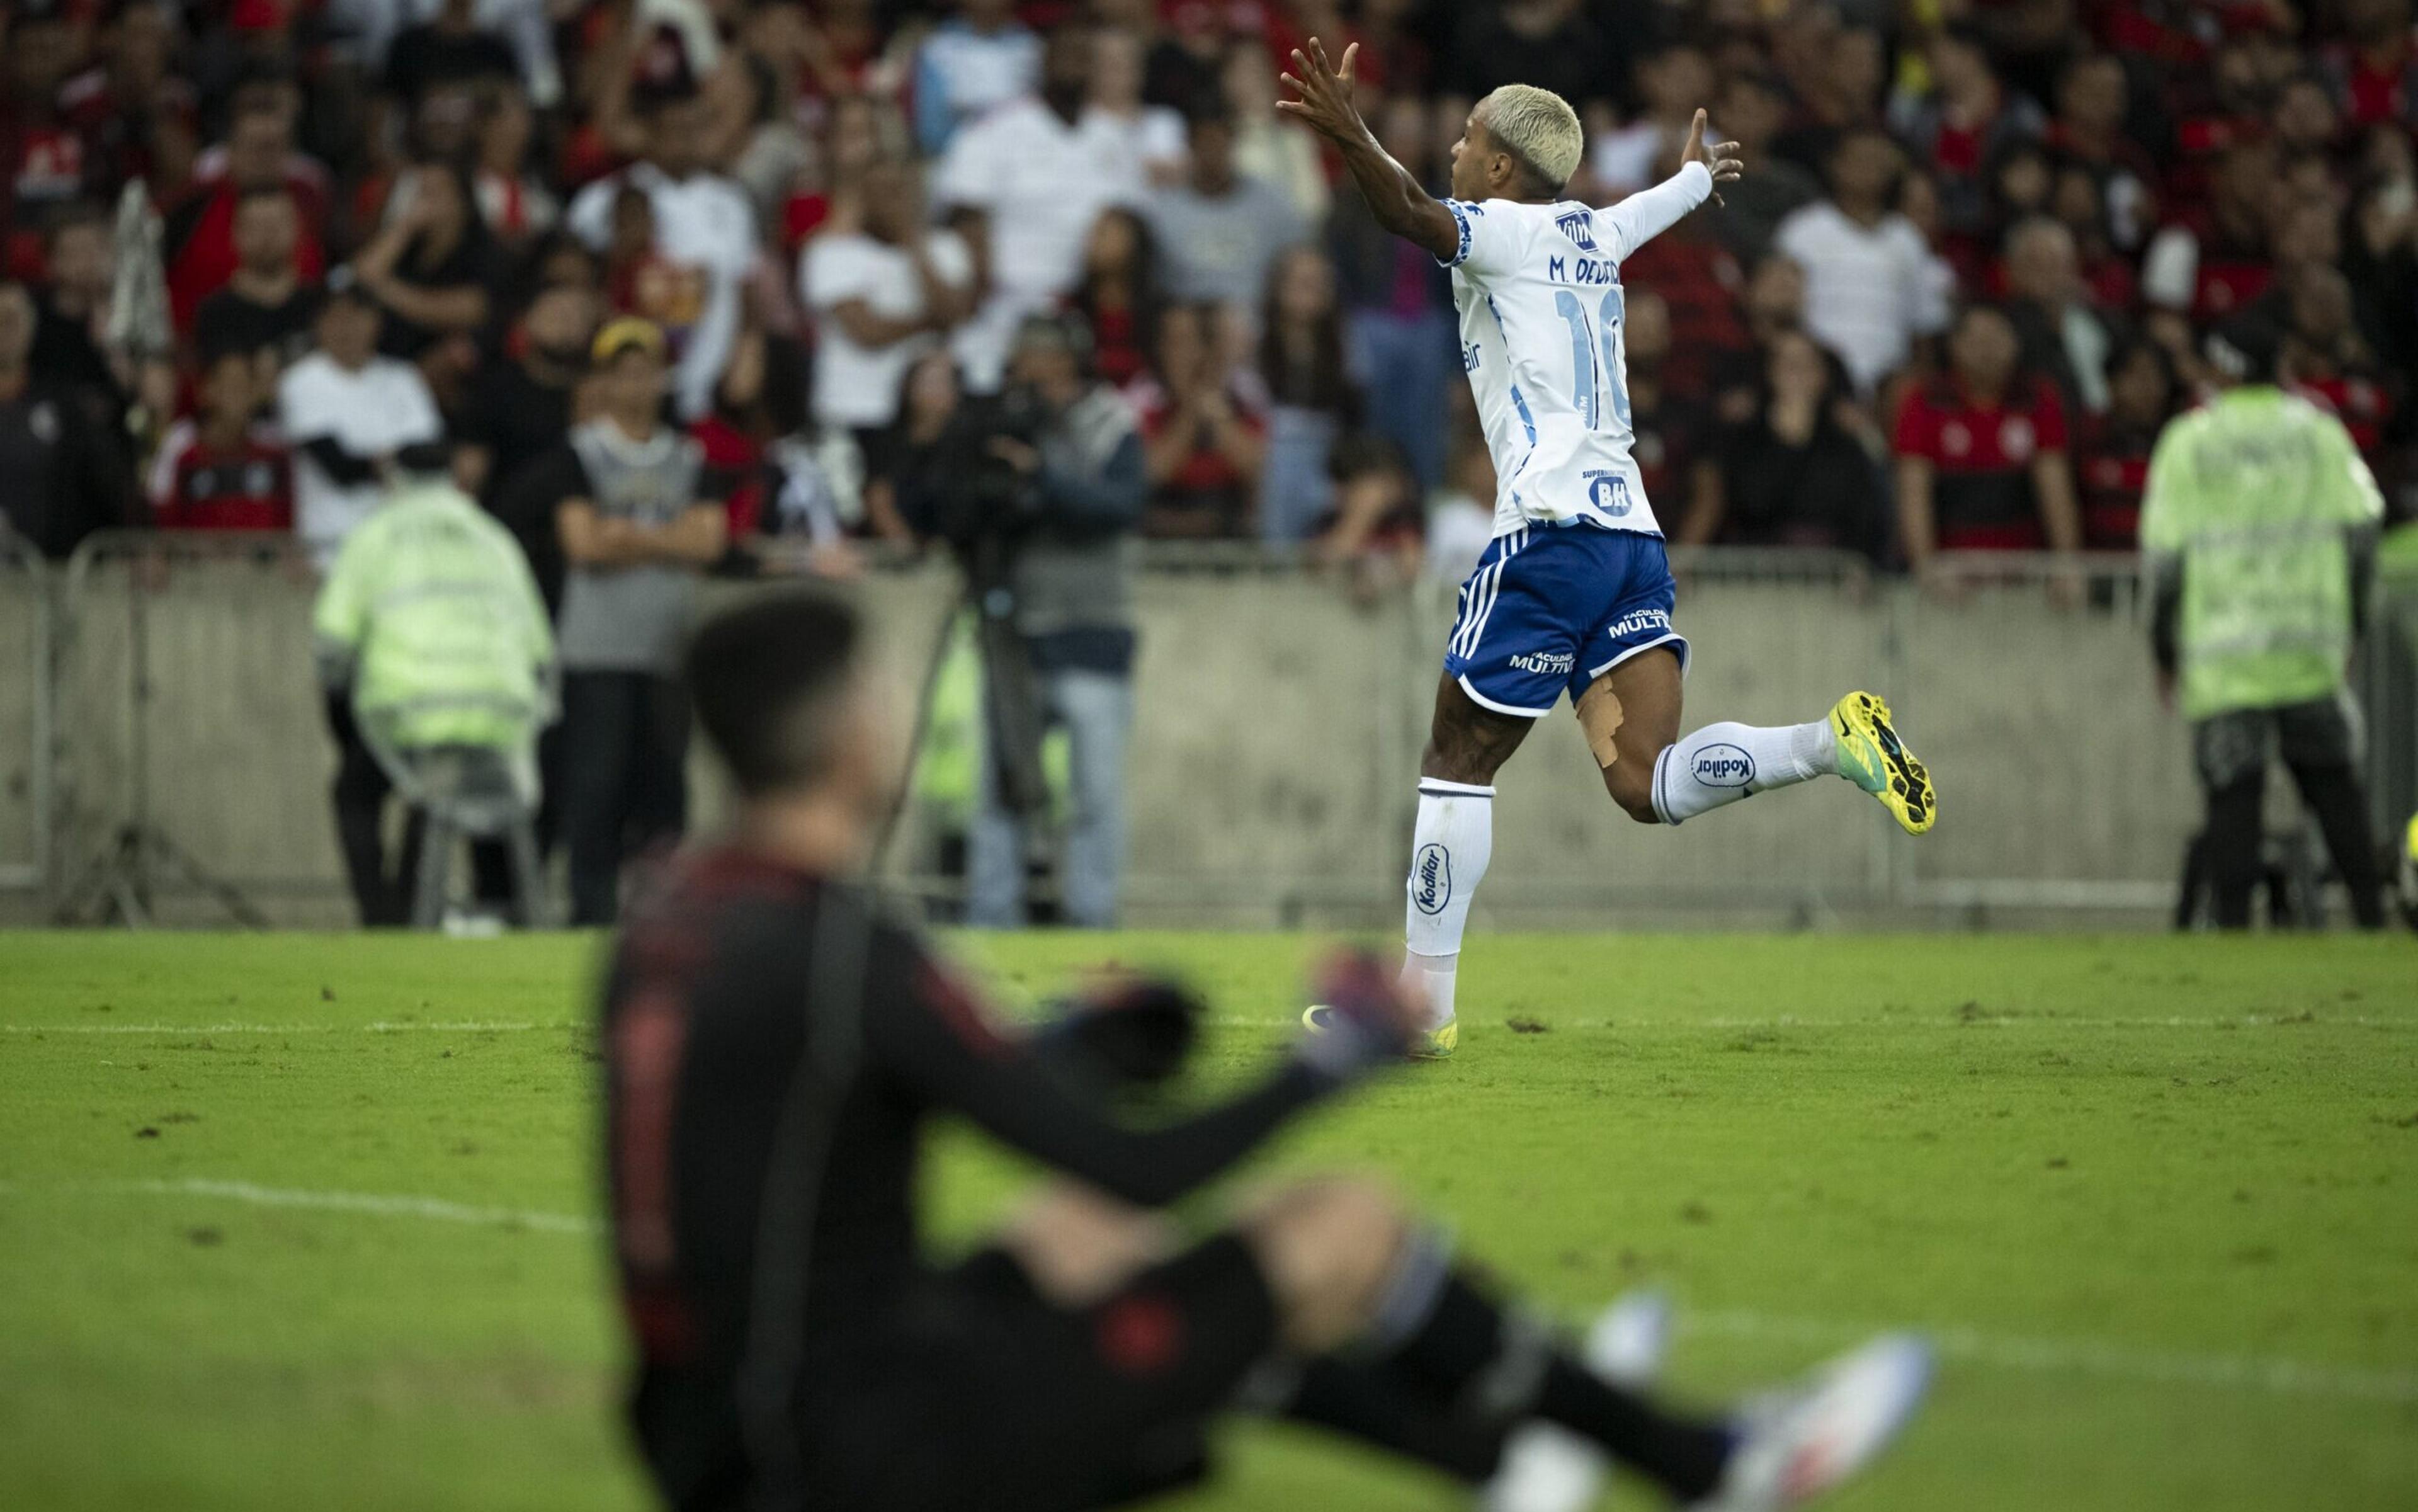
[313,439,555,926]
[2142,321,2391,929]
[507,315,726,924]
[276,270,443,566]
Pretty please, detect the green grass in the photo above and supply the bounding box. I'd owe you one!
[0,930,2413,1511]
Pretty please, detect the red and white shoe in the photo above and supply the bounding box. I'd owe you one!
[1693,1334,1934,1509]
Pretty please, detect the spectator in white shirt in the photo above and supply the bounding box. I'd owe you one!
[911,0,1041,155]
[1773,126,1952,396]
[565,90,760,421]
[1086,25,1188,186]
[276,275,443,566]
[933,25,1145,390]
[799,157,977,441]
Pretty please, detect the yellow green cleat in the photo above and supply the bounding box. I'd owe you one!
[1300,1005,1457,1060]
[1830,691,1936,836]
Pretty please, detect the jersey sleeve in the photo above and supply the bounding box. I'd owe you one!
[1435,198,1526,275]
[1592,161,1713,264]
[2317,409,2387,526]
[866,933,1335,1208]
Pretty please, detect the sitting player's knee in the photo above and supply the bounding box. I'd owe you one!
[1237,1178,1409,1351]
[1001,1185,1179,1306]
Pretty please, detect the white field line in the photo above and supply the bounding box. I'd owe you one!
[6,1015,2410,1037]
[1685,1309,2418,1406]
[1214,1015,2415,1031]
[0,1021,557,1034]
[35,1177,2412,1407]
[120,1177,599,1236]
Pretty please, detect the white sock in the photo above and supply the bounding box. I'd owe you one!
[1650,720,1836,825]
[1401,779,1493,1029]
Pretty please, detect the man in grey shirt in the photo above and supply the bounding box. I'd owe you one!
[520,317,726,923]
[1144,101,1305,310]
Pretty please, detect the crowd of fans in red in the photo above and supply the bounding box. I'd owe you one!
[1,0,2414,587]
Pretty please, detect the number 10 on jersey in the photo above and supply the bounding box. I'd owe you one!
[1553,287,1630,433]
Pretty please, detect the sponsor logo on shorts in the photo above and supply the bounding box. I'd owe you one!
[1694,743,1756,788]
[1507,650,1577,676]
[1606,608,1672,639]
[1411,843,1452,915]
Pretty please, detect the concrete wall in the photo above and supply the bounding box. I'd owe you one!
[3,545,2209,928]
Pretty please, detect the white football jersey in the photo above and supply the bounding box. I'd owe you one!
[1440,161,1714,537]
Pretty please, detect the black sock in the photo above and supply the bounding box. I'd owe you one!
[1376,1267,1731,1501]
[1279,1358,1507,1482]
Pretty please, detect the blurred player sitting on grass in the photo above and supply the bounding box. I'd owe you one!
[1278,43,1937,1058]
[597,592,1932,1512]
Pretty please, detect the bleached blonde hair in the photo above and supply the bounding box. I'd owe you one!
[1478,84,1584,193]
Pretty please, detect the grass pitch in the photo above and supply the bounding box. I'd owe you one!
[1,929,2412,1511]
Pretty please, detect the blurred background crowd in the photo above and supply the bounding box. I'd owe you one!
[6,0,2417,925]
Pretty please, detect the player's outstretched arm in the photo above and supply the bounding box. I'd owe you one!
[1278,38,1458,264]
[1596,108,1743,264]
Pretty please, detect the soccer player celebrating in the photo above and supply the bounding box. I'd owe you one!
[599,592,1931,1512]
[1280,44,1938,1057]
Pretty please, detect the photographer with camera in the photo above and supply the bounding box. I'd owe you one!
[889,314,1144,928]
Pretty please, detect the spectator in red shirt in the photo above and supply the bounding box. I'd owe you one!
[2329,0,2418,129]
[2142,135,2277,334]
[1136,300,1263,539]
[2280,263,2396,459]
[148,347,294,531]
[2072,337,2175,551]
[165,89,329,333]
[1892,303,2083,576]
[1892,25,2049,246]
[2044,52,2157,253]
[0,0,103,278]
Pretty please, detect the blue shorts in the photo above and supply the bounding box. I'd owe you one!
[1441,523,1689,717]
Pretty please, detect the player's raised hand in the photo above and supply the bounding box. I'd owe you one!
[1276,37,1368,145]
[1680,108,1745,205]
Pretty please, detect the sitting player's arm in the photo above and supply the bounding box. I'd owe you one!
[1276,40,1458,264]
[873,952,1340,1209]
[1596,112,1740,264]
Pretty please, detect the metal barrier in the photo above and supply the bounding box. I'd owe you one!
[0,531,54,895]
[45,534,2407,929]
[54,531,332,924]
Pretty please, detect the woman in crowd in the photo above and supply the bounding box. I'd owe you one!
[1256,245,1358,547]
[862,347,965,545]
[1135,302,1264,540]
[1068,208,1160,390]
[1681,327,1890,562]
[350,162,501,411]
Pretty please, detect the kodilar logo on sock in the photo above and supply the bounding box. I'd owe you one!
[1694,743,1755,788]
[1411,844,1452,915]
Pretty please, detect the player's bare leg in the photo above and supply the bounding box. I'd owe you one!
[997,1183,1181,1305]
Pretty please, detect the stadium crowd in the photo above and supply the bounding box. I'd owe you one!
[4,0,2415,922]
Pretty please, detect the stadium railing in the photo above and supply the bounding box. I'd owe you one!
[0,530,55,902]
[44,533,2411,929]
[53,530,335,925]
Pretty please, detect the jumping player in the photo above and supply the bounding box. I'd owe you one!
[1279,44,1938,1056]
[599,592,1933,1512]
